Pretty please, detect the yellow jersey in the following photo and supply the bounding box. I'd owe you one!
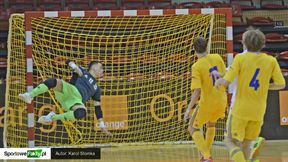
[224,52,286,121]
[191,54,227,113]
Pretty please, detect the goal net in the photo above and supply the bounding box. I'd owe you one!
[5,9,232,147]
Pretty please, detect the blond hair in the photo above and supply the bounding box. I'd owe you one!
[242,29,265,52]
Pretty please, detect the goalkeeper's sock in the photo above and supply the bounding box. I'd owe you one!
[205,127,216,151]
[30,84,49,98]
[52,111,75,120]
[192,131,210,159]
[230,147,246,162]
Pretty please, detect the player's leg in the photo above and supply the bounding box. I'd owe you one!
[188,107,211,161]
[251,137,265,159]
[242,138,264,162]
[244,120,264,161]
[205,103,226,154]
[225,114,246,162]
[205,107,225,152]
[205,122,216,151]
[242,140,253,160]
[225,137,246,162]
[19,78,62,103]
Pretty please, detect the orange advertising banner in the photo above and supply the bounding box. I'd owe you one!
[279,91,288,126]
[95,95,128,130]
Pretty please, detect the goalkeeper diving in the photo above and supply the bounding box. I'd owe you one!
[19,60,112,136]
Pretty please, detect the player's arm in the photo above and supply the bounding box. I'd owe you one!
[211,70,224,78]
[215,78,230,88]
[184,66,201,122]
[184,88,201,122]
[215,55,241,88]
[65,60,83,77]
[269,83,285,90]
[211,54,227,78]
[269,58,286,90]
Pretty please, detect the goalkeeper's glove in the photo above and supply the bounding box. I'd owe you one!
[65,60,77,70]
[98,119,106,128]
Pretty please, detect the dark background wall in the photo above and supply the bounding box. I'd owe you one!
[261,77,288,139]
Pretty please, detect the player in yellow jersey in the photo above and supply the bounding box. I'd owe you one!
[215,29,286,162]
[228,49,266,162]
[184,37,227,162]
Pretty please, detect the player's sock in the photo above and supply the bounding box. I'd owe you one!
[192,131,210,159]
[30,84,48,97]
[205,127,216,151]
[230,147,246,162]
[52,111,75,120]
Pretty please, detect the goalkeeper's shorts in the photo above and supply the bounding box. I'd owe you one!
[54,80,83,111]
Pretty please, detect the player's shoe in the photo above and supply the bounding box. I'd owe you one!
[201,157,213,162]
[252,137,265,158]
[38,112,55,124]
[200,156,204,162]
[247,159,260,162]
[199,152,204,162]
[18,92,33,104]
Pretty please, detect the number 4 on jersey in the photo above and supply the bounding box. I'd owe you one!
[250,68,260,91]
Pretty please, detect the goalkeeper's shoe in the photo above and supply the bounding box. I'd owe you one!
[252,137,265,159]
[38,112,55,124]
[18,92,33,104]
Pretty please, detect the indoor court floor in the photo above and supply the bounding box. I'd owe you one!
[93,141,288,162]
[3,141,288,162]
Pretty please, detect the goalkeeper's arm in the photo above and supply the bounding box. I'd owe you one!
[65,60,83,77]
[94,100,105,128]
[94,100,113,136]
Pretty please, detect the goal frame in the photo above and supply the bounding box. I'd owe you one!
[23,8,233,148]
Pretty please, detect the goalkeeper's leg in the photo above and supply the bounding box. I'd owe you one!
[38,106,86,123]
[37,80,85,124]
[19,78,62,104]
